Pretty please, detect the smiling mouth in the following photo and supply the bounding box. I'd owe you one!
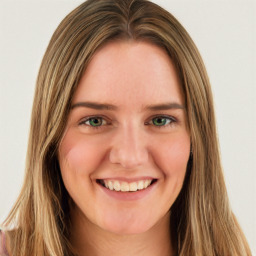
[97,179,157,192]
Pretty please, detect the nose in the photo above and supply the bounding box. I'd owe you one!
[109,123,149,169]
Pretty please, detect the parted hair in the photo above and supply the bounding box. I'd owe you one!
[3,0,251,255]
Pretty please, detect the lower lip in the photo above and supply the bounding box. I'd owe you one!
[97,181,157,201]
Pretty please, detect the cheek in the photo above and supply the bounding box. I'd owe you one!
[152,132,190,177]
[58,131,107,177]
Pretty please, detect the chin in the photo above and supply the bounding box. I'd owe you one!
[102,222,152,235]
[99,211,160,235]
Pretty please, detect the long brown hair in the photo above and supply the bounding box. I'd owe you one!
[2,0,251,255]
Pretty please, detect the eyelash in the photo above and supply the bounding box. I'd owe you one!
[145,115,177,128]
[79,116,110,129]
[78,115,177,130]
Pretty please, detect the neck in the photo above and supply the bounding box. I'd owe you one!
[70,207,175,256]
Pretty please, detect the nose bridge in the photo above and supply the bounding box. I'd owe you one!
[109,121,148,169]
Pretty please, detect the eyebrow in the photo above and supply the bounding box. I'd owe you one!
[71,101,185,111]
[71,102,118,110]
[145,102,185,111]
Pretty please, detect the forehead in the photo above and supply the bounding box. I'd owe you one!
[73,40,183,107]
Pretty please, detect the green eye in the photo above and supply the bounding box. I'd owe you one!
[79,116,108,130]
[87,117,103,127]
[152,117,167,126]
[151,117,173,126]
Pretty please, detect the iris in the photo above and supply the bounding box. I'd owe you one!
[152,117,168,126]
[88,118,102,127]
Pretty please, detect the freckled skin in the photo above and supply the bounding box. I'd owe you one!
[58,41,190,236]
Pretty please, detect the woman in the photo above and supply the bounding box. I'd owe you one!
[0,0,252,255]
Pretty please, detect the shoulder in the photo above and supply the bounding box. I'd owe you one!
[0,230,9,256]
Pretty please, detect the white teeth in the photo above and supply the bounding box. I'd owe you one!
[105,180,114,190]
[138,180,144,190]
[108,181,114,190]
[102,179,153,192]
[144,180,151,188]
[113,181,121,191]
[129,182,138,191]
[120,182,129,192]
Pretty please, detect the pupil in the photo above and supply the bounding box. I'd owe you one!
[90,118,101,126]
[154,118,166,126]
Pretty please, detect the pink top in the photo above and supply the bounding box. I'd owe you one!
[0,230,9,256]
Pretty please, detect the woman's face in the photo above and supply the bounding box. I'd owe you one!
[58,41,190,235]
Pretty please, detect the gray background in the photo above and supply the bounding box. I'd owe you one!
[0,0,255,253]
